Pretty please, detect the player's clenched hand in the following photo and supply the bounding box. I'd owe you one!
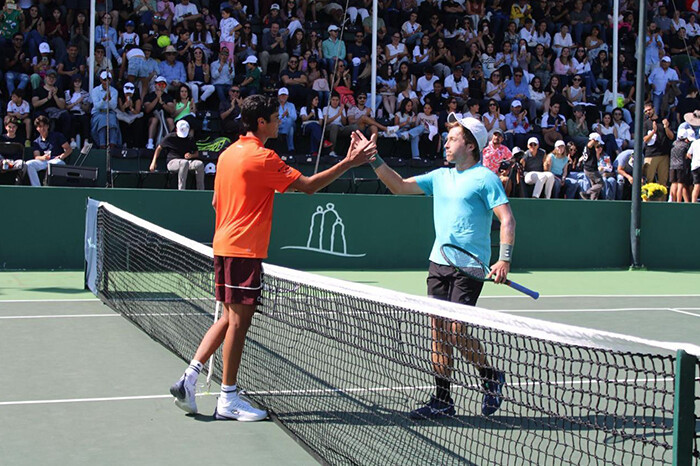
[345,131,377,167]
[487,260,510,284]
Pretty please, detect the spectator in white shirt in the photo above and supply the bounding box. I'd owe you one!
[551,24,573,57]
[174,0,201,28]
[444,65,470,107]
[416,67,439,104]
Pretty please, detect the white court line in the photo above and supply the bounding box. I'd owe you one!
[0,376,673,407]
[503,308,673,314]
[0,314,118,320]
[480,294,700,299]
[668,309,700,318]
[0,298,99,303]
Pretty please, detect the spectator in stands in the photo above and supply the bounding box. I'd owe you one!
[96,13,121,66]
[5,33,31,96]
[187,47,215,103]
[347,31,370,87]
[567,105,589,148]
[504,99,530,149]
[45,8,68,62]
[173,83,196,123]
[280,56,309,106]
[669,128,693,202]
[300,93,325,156]
[540,102,567,149]
[90,70,121,148]
[648,56,679,117]
[567,0,592,45]
[596,143,616,199]
[240,56,262,97]
[412,34,432,77]
[91,45,113,85]
[579,133,604,200]
[281,0,305,35]
[643,101,673,187]
[416,67,439,104]
[322,25,347,72]
[529,43,551,86]
[57,43,87,93]
[307,57,330,107]
[7,90,32,146]
[65,75,91,150]
[482,129,512,174]
[396,80,420,111]
[0,0,23,46]
[483,98,506,139]
[544,139,568,198]
[159,45,187,92]
[174,0,201,29]
[551,24,573,57]
[25,115,72,187]
[444,65,469,108]
[276,87,297,154]
[689,136,700,202]
[431,37,454,80]
[521,136,555,198]
[144,76,175,149]
[150,119,203,190]
[30,42,57,90]
[236,22,258,62]
[32,70,72,138]
[287,29,307,59]
[70,12,90,57]
[0,117,27,184]
[423,80,449,113]
[212,48,235,103]
[23,5,44,59]
[464,98,481,120]
[219,8,240,61]
[347,92,395,137]
[117,82,144,148]
[260,22,289,77]
[611,108,632,152]
[323,93,357,157]
[386,31,408,67]
[219,86,243,141]
[615,148,635,200]
[401,11,423,48]
[485,70,506,106]
[645,22,663,75]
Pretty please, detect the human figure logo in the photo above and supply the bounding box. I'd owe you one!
[281,203,366,257]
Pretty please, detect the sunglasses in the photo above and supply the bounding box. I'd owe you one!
[573,78,582,81]
[514,74,523,77]
[489,103,497,107]
[288,60,298,63]
[230,89,240,92]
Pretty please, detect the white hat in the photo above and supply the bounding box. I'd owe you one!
[123,82,135,93]
[176,119,190,138]
[204,162,217,174]
[511,99,522,108]
[278,87,289,95]
[39,42,52,54]
[554,140,566,148]
[328,25,339,32]
[527,136,539,146]
[512,146,524,156]
[589,132,604,145]
[679,127,696,141]
[446,113,488,152]
[352,57,361,66]
[155,76,167,84]
[99,70,112,80]
[270,2,280,8]
[242,56,258,65]
[661,56,671,63]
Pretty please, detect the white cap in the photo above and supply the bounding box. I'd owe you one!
[511,99,522,108]
[352,57,361,66]
[204,162,217,174]
[155,75,167,84]
[661,56,671,63]
[446,113,488,152]
[328,25,339,32]
[512,146,524,156]
[176,119,190,138]
[39,42,51,54]
[99,70,112,80]
[589,132,604,145]
[554,140,566,148]
[679,127,696,141]
[527,136,539,146]
[123,82,135,93]
[242,56,258,65]
[270,2,280,8]
[278,87,289,96]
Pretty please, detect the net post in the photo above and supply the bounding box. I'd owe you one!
[672,349,696,466]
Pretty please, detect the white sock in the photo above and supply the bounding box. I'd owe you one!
[184,360,202,384]
[147,138,154,145]
[220,384,237,401]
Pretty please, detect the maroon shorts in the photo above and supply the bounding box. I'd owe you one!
[214,256,263,305]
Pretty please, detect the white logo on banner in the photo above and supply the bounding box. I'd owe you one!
[281,203,366,257]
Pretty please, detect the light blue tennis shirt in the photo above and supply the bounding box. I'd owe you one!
[414,163,509,267]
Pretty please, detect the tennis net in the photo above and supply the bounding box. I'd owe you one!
[85,200,700,466]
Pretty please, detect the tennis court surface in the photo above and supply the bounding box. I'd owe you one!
[1,202,698,465]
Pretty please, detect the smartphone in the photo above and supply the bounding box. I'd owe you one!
[7,3,18,10]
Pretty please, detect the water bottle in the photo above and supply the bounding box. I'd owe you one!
[203,112,211,131]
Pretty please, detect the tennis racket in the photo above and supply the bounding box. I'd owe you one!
[440,244,539,300]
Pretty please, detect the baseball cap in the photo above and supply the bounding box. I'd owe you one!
[527,136,539,146]
[126,20,135,27]
[679,127,696,140]
[278,87,289,95]
[99,70,112,80]
[328,25,339,32]
[446,113,488,152]
[511,99,522,108]
[242,55,258,64]
[554,140,566,148]
[143,43,153,51]
[123,83,135,93]
[176,119,190,138]
[270,3,280,8]
[204,162,217,174]
[454,65,464,71]
[492,128,504,136]
[661,56,671,63]
[589,132,604,145]
[46,69,57,77]
[164,45,177,53]
[352,57,361,66]
[155,75,167,84]
[39,42,51,54]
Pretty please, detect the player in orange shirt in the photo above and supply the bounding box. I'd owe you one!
[170,94,377,421]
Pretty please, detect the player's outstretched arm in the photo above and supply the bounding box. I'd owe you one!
[288,131,377,194]
[488,203,516,284]
[370,157,425,195]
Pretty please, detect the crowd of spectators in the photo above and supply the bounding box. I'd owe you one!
[0,0,699,198]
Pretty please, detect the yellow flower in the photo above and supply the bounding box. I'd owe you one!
[641,182,668,201]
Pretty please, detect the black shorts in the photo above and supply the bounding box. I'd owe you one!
[214,256,263,305]
[426,261,484,306]
[669,168,690,184]
[693,168,700,185]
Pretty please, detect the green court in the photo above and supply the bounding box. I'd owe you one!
[1,269,698,465]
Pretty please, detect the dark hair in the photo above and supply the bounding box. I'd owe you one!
[241,94,278,132]
[398,98,415,115]
[34,115,50,127]
[11,89,24,99]
[4,115,19,127]
[178,83,192,99]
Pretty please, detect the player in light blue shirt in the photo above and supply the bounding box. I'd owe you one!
[368,114,516,420]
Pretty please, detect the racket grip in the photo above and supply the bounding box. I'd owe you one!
[505,279,539,300]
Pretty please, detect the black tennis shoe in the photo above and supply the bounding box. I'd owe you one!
[410,396,455,420]
[481,370,505,416]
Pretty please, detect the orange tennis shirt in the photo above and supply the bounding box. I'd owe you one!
[212,135,301,258]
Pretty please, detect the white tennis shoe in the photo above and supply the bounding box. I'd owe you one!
[214,391,267,422]
[170,375,198,414]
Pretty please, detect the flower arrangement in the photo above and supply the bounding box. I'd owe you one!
[641,182,668,201]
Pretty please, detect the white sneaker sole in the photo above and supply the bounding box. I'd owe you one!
[213,406,267,422]
[174,398,197,414]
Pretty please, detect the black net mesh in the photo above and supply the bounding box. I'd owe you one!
[90,202,698,466]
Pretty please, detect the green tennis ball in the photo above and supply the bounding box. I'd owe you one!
[157,35,171,48]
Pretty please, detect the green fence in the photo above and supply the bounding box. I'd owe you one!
[1,186,698,270]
